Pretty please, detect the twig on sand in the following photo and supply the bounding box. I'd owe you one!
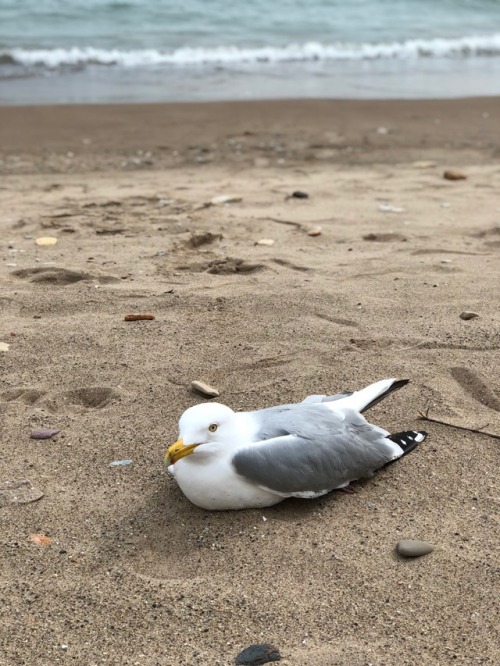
[261,217,305,230]
[418,407,500,441]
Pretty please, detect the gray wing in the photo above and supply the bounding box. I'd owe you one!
[301,392,353,405]
[234,404,396,495]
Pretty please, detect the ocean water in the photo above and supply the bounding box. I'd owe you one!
[1,0,500,104]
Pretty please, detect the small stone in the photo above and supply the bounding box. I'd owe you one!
[0,342,10,352]
[256,239,275,246]
[443,170,467,181]
[460,311,479,320]
[0,480,44,507]
[191,380,219,398]
[376,126,389,134]
[290,191,309,199]
[35,236,58,246]
[30,428,60,440]
[397,539,434,558]
[306,227,322,237]
[210,194,242,205]
[108,459,133,467]
[235,643,281,665]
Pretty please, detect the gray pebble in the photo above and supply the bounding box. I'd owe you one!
[235,644,281,665]
[30,428,60,440]
[0,480,44,507]
[397,539,434,558]
[191,380,219,398]
[459,311,479,320]
[109,459,133,467]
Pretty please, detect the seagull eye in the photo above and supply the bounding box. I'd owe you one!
[208,423,218,433]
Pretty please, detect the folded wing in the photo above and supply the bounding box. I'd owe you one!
[233,405,398,496]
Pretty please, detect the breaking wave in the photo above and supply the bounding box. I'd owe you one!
[3,34,500,69]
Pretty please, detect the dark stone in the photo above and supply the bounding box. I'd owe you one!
[291,190,309,199]
[235,644,281,665]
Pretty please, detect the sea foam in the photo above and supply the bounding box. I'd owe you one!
[3,33,500,69]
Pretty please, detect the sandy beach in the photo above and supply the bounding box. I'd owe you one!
[1,98,499,666]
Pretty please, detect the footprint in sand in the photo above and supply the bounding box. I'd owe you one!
[13,267,120,285]
[0,387,120,411]
[450,367,500,412]
[60,387,120,409]
[177,257,265,274]
[13,267,92,285]
[1,388,46,405]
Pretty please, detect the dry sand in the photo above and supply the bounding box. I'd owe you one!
[0,99,499,666]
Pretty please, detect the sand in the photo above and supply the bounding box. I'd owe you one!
[0,99,499,666]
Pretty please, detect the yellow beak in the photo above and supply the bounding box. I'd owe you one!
[164,438,198,466]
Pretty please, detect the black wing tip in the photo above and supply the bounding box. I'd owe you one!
[388,429,427,455]
[392,379,410,390]
[361,378,410,413]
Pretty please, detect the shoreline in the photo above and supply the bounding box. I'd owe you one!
[2,53,500,105]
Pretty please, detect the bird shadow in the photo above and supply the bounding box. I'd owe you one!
[94,470,375,580]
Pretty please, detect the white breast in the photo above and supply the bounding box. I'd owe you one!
[173,455,282,510]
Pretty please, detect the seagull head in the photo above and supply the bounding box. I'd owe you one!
[164,402,238,466]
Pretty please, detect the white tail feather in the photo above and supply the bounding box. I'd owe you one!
[325,378,398,413]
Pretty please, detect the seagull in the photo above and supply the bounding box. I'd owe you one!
[164,378,427,510]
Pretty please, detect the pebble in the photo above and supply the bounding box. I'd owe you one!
[0,342,10,352]
[109,459,134,467]
[443,170,467,181]
[191,380,219,398]
[234,644,281,665]
[256,239,275,246]
[210,194,242,205]
[35,236,58,246]
[397,539,434,558]
[306,227,322,237]
[0,480,44,507]
[290,190,309,199]
[30,428,60,440]
[460,311,479,320]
